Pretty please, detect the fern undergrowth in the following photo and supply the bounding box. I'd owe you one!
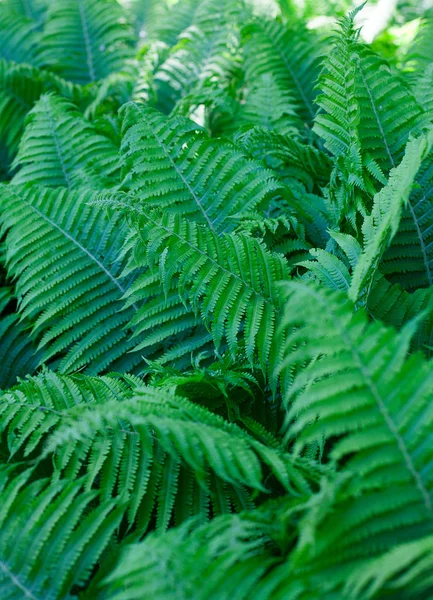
[1,0,433,598]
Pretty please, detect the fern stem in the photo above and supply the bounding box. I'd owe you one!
[42,95,72,187]
[78,0,96,82]
[357,56,395,168]
[0,561,38,600]
[407,198,433,285]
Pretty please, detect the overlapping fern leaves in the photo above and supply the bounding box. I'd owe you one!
[2,1,433,599]
[117,102,287,232]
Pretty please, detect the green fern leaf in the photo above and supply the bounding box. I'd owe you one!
[367,274,433,355]
[381,146,433,291]
[0,60,89,175]
[280,281,433,582]
[354,44,425,175]
[140,0,201,47]
[118,103,286,233]
[12,93,118,188]
[346,535,433,599]
[101,510,281,600]
[236,73,300,136]
[38,0,135,84]
[0,286,42,389]
[313,8,369,217]
[12,95,117,187]
[0,184,142,373]
[241,19,323,128]
[0,5,41,65]
[155,17,241,115]
[0,466,123,599]
[3,0,47,23]
[350,126,433,304]
[0,370,137,458]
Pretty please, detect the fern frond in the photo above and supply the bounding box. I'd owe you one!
[0,60,90,175]
[0,286,42,389]
[154,13,242,115]
[303,128,433,301]
[0,5,41,65]
[118,103,286,233]
[354,44,425,175]
[47,384,309,496]
[300,235,433,357]
[123,271,213,366]
[0,370,137,458]
[0,184,142,373]
[12,93,118,188]
[280,281,433,578]
[141,0,201,47]
[349,126,433,305]
[39,0,135,84]
[367,275,433,356]
[313,8,369,215]
[406,10,433,76]
[381,146,433,291]
[413,63,433,118]
[0,465,123,599]
[346,535,433,599]
[120,0,166,38]
[3,0,47,23]
[236,73,300,136]
[101,507,283,600]
[2,371,312,537]
[241,19,323,128]
[235,127,332,193]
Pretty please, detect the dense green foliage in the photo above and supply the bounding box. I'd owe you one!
[1,0,433,597]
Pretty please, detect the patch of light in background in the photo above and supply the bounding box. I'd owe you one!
[118,0,427,48]
[246,0,280,17]
[355,0,399,43]
[353,0,424,49]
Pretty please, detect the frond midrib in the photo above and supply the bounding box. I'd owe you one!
[41,95,72,186]
[113,198,277,309]
[133,104,217,232]
[303,284,433,515]
[9,188,128,299]
[78,0,96,82]
[0,560,39,600]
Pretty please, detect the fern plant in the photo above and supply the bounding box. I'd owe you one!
[2,1,433,598]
